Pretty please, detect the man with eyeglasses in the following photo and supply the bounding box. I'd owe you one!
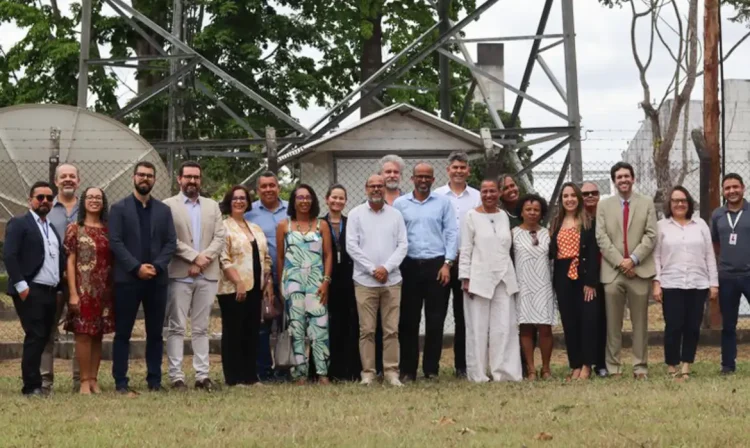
[109,161,177,395]
[394,163,458,382]
[347,174,409,386]
[164,161,225,391]
[41,163,81,392]
[581,181,608,378]
[3,181,65,396]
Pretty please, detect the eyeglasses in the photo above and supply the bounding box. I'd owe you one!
[367,184,385,190]
[85,195,103,201]
[670,199,688,205]
[34,194,54,202]
[181,175,201,181]
[582,191,600,198]
[232,196,247,202]
[530,230,539,246]
[135,172,155,180]
[296,195,312,202]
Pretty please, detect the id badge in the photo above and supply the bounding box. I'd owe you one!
[730,233,738,246]
[337,251,341,264]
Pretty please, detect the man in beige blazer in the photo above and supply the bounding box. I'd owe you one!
[595,162,657,379]
[164,161,226,391]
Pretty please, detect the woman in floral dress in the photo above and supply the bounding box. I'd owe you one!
[276,184,334,384]
[64,187,114,394]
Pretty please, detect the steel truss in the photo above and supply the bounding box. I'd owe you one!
[77,0,582,202]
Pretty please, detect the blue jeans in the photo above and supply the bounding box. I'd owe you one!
[112,281,168,389]
[718,276,750,370]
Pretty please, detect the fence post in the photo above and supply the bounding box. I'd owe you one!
[693,129,720,329]
[266,126,278,174]
[48,127,61,186]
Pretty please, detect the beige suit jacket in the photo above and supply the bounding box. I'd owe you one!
[595,191,658,284]
[164,193,226,281]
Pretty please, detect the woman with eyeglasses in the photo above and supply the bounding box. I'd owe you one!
[512,193,555,380]
[64,187,113,394]
[217,185,272,386]
[459,178,521,382]
[549,182,600,381]
[653,186,718,380]
[277,184,334,385]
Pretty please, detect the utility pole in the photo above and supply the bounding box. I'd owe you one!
[77,0,92,109]
[561,0,583,184]
[704,0,721,328]
[266,127,278,174]
[48,128,61,186]
[438,0,451,120]
[168,0,184,192]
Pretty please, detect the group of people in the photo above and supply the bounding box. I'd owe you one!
[4,153,749,396]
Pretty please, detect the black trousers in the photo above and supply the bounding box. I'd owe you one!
[662,288,707,366]
[554,260,599,369]
[447,264,466,374]
[218,289,262,385]
[399,257,450,378]
[595,284,607,370]
[13,284,58,394]
[327,282,361,381]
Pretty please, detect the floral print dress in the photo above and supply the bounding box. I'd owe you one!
[63,224,115,336]
[281,219,329,379]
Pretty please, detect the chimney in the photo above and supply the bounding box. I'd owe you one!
[473,43,505,114]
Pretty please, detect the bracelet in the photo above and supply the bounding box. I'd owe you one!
[323,275,332,283]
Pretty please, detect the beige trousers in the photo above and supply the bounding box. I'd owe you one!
[603,274,651,375]
[355,283,401,380]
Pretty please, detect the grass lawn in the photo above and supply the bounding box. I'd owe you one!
[1,347,750,447]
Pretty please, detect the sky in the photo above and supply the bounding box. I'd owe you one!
[1,0,749,166]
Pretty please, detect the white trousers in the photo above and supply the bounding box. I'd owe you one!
[166,278,218,383]
[463,283,522,383]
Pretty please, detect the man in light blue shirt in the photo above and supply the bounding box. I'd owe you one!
[393,163,457,381]
[245,171,288,381]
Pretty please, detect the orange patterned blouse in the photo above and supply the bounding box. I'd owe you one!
[556,227,581,280]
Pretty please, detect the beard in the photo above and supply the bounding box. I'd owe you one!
[60,186,76,198]
[368,196,384,204]
[135,181,154,195]
[183,184,199,198]
[34,205,51,217]
[385,180,399,190]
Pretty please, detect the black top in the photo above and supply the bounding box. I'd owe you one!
[549,219,600,287]
[323,214,354,285]
[134,195,153,265]
[251,239,262,292]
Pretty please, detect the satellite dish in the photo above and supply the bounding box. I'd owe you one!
[0,104,169,236]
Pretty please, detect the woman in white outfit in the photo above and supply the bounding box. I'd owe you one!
[458,178,522,383]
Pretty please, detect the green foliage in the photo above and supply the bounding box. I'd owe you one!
[0,272,7,294]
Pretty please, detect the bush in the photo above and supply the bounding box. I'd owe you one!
[0,272,7,295]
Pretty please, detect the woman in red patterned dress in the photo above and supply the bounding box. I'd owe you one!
[65,187,114,394]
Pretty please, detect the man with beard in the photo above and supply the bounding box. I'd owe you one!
[581,181,608,378]
[43,163,81,392]
[711,173,750,374]
[3,181,65,396]
[245,171,287,381]
[347,174,408,386]
[434,152,480,378]
[394,163,457,381]
[379,155,406,205]
[109,162,176,394]
[596,162,657,379]
[164,161,225,391]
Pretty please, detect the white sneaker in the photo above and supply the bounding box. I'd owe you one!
[386,376,404,387]
[360,377,374,386]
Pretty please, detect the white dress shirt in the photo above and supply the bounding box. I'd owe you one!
[14,210,60,293]
[434,183,481,246]
[654,216,719,289]
[346,202,408,287]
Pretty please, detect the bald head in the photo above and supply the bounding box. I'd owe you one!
[55,163,80,199]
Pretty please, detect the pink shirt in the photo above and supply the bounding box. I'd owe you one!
[654,217,719,289]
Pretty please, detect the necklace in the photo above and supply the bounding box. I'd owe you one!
[295,219,314,234]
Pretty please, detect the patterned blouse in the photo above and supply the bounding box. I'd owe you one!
[556,227,581,280]
[218,217,272,295]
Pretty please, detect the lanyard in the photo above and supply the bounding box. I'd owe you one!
[727,210,743,233]
[40,220,50,241]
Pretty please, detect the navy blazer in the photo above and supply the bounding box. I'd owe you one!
[549,219,600,287]
[108,194,177,285]
[2,212,65,295]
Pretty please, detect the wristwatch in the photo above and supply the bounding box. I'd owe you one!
[444,260,454,267]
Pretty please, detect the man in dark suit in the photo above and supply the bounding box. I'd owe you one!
[3,181,65,396]
[109,161,176,394]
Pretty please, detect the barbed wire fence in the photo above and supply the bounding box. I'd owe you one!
[3,131,750,343]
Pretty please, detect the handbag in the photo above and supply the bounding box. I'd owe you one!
[273,306,295,369]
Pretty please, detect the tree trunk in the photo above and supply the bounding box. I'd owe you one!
[360,14,383,118]
[705,0,721,212]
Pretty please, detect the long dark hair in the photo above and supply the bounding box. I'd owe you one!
[288,183,321,220]
[549,182,591,232]
[77,187,109,225]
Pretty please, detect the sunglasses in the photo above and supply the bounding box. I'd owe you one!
[34,194,55,202]
[530,230,539,246]
[582,191,600,198]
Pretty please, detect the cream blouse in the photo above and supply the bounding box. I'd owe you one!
[218,217,272,295]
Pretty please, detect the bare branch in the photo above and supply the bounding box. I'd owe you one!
[630,0,658,119]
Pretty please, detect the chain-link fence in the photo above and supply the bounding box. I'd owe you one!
[2,157,750,343]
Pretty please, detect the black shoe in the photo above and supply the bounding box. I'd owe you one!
[455,369,467,379]
[423,373,439,382]
[24,388,47,398]
[148,385,167,392]
[195,378,216,392]
[721,367,736,376]
[172,380,188,391]
[116,387,140,396]
[399,374,416,384]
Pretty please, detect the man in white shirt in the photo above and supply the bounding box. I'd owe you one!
[434,151,480,378]
[346,174,408,386]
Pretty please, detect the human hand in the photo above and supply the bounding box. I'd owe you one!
[625,270,636,279]
[373,266,388,284]
[619,258,635,272]
[194,254,211,269]
[652,282,663,303]
[235,281,247,302]
[19,288,30,301]
[437,265,451,287]
[69,293,81,314]
[584,286,597,302]
[137,264,156,280]
[317,281,330,305]
[188,264,201,277]
[709,287,719,302]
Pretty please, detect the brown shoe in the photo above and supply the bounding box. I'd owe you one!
[194,378,215,392]
[634,373,648,380]
[172,380,188,391]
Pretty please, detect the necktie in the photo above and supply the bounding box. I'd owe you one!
[623,200,630,258]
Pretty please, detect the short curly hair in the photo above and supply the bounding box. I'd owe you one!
[516,193,548,223]
[220,185,252,215]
